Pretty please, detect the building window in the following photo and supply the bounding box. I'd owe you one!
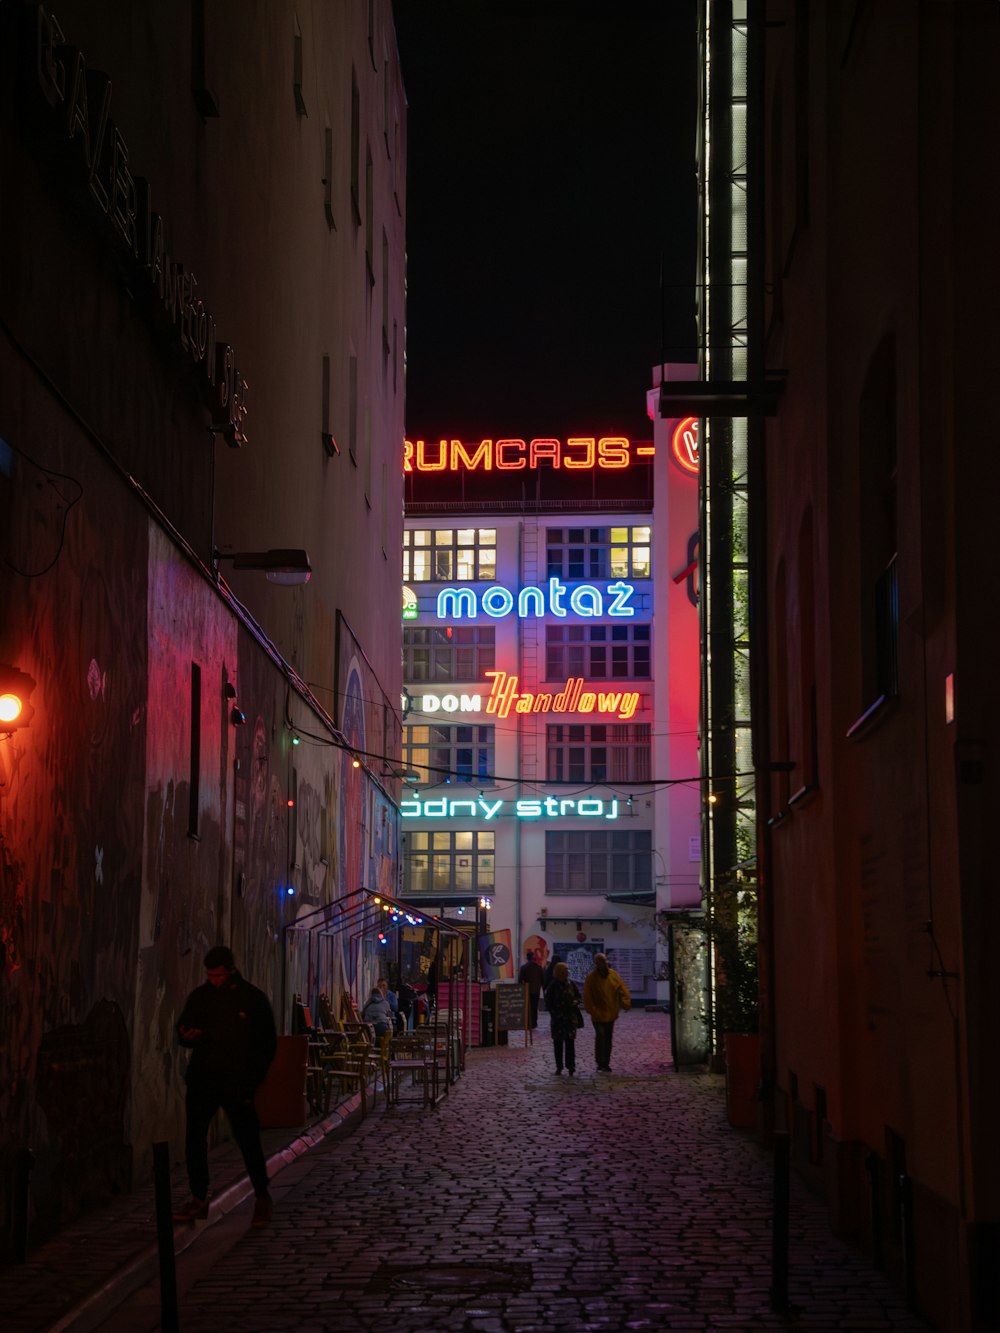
[547,723,651,783]
[403,626,495,683]
[368,0,377,69]
[546,526,651,580]
[403,724,495,785]
[381,229,390,358]
[293,20,307,116]
[323,124,335,228]
[365,144,374,285]
[545,624,651,680]
[350,68,360,224]
[403,528,497,582]
[348,353,358,465]
[383,57,391,154]
[545,830,652,896]
[404,830,495,896]
[858,334,898,709]
[321,353,338,456]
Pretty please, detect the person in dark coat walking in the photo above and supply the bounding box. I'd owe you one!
[544,962,582,1075]
[518,946,545,1027]
[174,945,277,1230]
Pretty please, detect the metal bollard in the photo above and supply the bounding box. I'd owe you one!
[770,1130,790,1313]
[865,1150,883,1267]
[13,1148,34,1262]
[899,1172,916,1308]
[152,1141,180,1333]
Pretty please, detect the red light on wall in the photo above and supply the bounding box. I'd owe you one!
[671,417,699,474]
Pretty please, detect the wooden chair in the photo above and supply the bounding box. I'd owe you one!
[314,1029,368,1117]
[291,997,327,1116]
[386,1033,436,1108]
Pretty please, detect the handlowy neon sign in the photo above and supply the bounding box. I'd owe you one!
[414,673,642,721]
[486,672,640,721]
[436,578,636,621]
[404,437,656,473]
[401,796,620,821]
[416,677,642,719]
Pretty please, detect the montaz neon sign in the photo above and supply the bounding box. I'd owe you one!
[436,578,636,620]
[404,437,655,473]
[401,796,621,821]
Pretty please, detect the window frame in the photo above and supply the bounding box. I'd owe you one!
[546,525,652,581]
[402,625,496,683]
[403,829,496,896]
[403,528,498,583]
[544,829,652,897]
[546,722,651,784]
[403,722,496,786]
[545,623,651,681]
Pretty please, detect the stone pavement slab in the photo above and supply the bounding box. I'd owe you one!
[79,1012,934,1333]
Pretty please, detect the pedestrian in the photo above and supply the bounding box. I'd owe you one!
[174,945,277,1230]
[582,952,631,1073]
[544,961,583,1075]
[518,946,545,1028]
[542,952,558,993]
[362,982,393,1037]
[378,977,403,1032]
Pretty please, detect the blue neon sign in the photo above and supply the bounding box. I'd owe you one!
[435,577,636,621]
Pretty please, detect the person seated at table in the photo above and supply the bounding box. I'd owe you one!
[397,980,417,1031]
[362,983,393,1037]
[378,978,404,1034]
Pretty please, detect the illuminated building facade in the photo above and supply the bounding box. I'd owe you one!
[0,0,404,1250]
[401,413,701,1002]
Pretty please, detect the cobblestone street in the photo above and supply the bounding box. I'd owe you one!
[94,1011,931,1333]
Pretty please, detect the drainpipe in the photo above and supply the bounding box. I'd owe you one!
[514,520,523,951]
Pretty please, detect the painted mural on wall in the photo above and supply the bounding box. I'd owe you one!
[0,416,148,1250]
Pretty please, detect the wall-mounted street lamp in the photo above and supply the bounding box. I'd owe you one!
[213,548,312,586]
[0,664,36,731]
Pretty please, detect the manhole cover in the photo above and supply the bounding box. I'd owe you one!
[368,1262,532,1295]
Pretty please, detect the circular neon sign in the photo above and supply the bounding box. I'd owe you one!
[671,416,699,475]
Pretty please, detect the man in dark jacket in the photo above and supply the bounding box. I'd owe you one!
[173,945,277,1229]
[518,946,545,1028]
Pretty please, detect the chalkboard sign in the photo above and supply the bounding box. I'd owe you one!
[495,983,530,1033]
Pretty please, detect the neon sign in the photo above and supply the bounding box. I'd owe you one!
[402,586,418,619]
[485,672,640,721]
[436,578,636,621]
[413,674,643,721]
[401,796,620,821]
[671,417,699,474]
[404,437,655,474]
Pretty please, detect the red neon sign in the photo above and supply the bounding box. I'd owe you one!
[403,437,640,474]
[671,417,699,474]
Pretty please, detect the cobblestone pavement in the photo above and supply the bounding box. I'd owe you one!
[83,1011,931,1333]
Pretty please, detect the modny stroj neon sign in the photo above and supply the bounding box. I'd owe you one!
[401,796,621,821]
[436,577,636,621]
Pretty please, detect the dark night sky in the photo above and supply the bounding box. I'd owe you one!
[392,0,700,445]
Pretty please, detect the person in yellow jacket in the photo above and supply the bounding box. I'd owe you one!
[582,953,631,1073]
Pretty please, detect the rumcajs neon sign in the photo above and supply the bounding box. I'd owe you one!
[436,578,636,620]
[404,437,656,473]
[401,796,621,820]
